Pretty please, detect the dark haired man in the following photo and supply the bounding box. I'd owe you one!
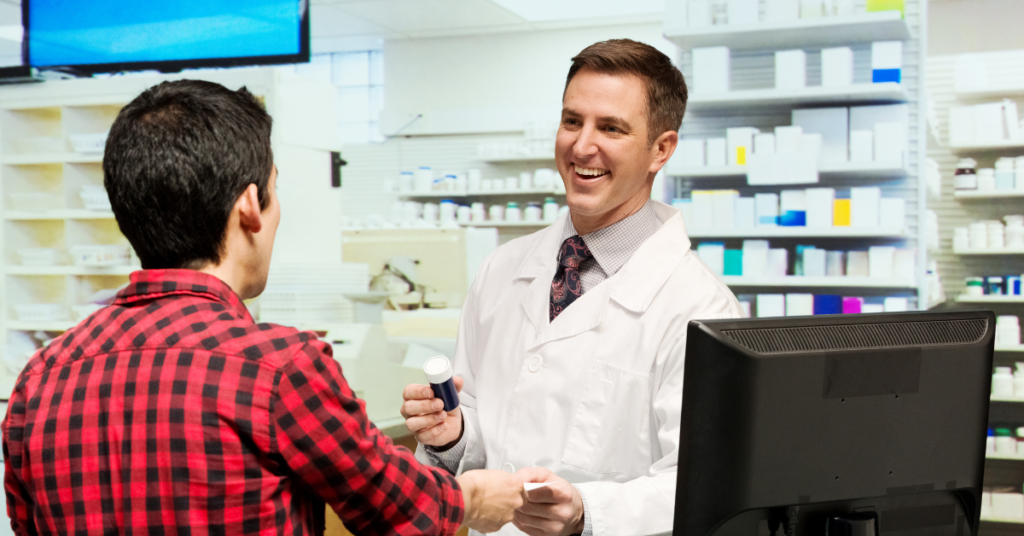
[3,79,526,535]
[402,39,743,535]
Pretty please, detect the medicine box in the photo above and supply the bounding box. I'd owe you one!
[813,294,842,315]
[755,193,779,226]
[779,189,807,227]
[697,243,725,274]
[850,187,881,227]
[786,294,813,316]
[734,197,756,228]
[871,41,902,84]
[849,130,873,162]
[792,108,848,164]
[821,47,854,87]
[775,50,807,89]
[806,188,835,228]
[742,240,769,277]
[680,139,706,168]
[706,138,728,167]
[727,127,759,165]
[693,47,730,94]
[765,0,799,21]
[833,199,851,226]
[687,0,712,27]
[757,294,786,317]
[727,0,758,25]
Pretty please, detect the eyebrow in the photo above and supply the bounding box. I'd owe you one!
[562,107,633,131]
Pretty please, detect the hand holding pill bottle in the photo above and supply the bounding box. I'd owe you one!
[423,356,459,411]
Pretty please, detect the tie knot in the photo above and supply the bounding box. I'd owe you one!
[558,236,593,269]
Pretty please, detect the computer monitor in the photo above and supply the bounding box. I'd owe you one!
[674,310,994,536]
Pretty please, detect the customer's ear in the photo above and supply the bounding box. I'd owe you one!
[236,184,263,234]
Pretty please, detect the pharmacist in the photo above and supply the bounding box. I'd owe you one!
[402,39,743,536]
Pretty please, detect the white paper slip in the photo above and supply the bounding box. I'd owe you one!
[525,482,553,492]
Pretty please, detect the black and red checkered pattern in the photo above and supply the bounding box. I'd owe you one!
[3,269,463,535]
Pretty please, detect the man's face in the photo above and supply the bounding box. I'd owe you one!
[555,68,660,225]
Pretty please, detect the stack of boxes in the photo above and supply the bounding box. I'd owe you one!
[674,187,906,231]
[694,240,915,281]
[736,294,909,317]
[672,0,902,29]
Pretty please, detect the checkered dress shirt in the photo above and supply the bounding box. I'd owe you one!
[3,269,463,536]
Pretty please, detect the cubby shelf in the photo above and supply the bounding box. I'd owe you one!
[664,10,909,51]
[665,160,907,180]
[690,227,906,238]
[954,248,1024,255]
[980,517,1024,525]
[5,210,114,220]
[956,295,1024,304]
[954,190,1024,200]
[0,153,102,165]
[719,276,916,288]
[5,265,137,276]
[687,83,907,112]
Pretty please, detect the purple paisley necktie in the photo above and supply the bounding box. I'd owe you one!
[550,235,594,322]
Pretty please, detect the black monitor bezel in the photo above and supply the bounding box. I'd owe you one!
[23,0,311,76]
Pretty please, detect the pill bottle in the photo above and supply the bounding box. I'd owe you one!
[423,356,459,411]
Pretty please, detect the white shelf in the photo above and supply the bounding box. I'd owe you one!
[719,276,916,288]
[955,85,1024,101]
[687,83,906,111]
[987,452,1024,461]
[953,190,1024,199]
[6,265,137,276]
[665,160,907,180]
[5,209,114,220]
[0,153,103,165]
[463,221,551,228]
[955,295,1024,304]
[476,155,555,163]
[981,516,1024,524]
[6,320,76,331]
[953,247,1024,255]
[399,189,564,198]
[690,227,906,238]
[664,10,909,51]
[950,140,1024,153]
[995,346,1024,353]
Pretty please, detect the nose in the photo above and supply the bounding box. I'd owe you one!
[572,124,599,161]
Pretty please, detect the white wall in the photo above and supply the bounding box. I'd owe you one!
[381,23,676,135]
[929,0,1024,56]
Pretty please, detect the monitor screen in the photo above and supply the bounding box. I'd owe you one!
[674,310,994,536]
[27,0,309,73]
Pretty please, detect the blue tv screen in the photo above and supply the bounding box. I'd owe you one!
[28,0,309,72]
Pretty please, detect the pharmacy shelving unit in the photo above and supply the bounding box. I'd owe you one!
[0,68,341,397]
[663,3,926,309]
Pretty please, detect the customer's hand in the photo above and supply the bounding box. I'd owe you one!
[513,467,585,536]
[457,469,528,533]
[401,377,463,447]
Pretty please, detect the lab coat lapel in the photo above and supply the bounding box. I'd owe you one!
[606,203,692,315]
[514,215,566,334]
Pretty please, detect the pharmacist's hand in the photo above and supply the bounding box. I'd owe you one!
[401,376,463,447]
[513,467,585,536]
[457,469,528,533]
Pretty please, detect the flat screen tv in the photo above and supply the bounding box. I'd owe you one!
[26,0,310,75]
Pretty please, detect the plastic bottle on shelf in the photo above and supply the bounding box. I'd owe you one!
[489,204,505,222]
[996,158,1016,190]
[953,227,970,251]
[969,222,988,249]
[519,171,533,191]
[978,168,997,191]
[504,176,518,191]
[954,158,977,191]
[524,202,542,222]
[993,366,1015,397]
[398,171,414,193]
[987,429,996,454]
[505,202,522,223]
[988,276,1005,295]
[964,277,984,296]
[415,166,433,193]
[456,205,471,224]
[1016,156,1024,190]
[471,202,486,222]
[995,428,1017,454]
[987,221,1005,249]
[543,198,559,222]
[1015,370,1024,398]
[1018,428,1024,455]
[997,316,1021,347]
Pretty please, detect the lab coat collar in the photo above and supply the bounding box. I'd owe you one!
[512,201,691,341]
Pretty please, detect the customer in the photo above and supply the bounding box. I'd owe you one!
[402,39,743,536]
[2,79,525,536]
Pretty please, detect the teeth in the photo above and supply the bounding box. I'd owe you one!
[574,165,609,177]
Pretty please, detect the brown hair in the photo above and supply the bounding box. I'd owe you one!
[565,38,688,146]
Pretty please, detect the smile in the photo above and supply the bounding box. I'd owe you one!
[574,165,609,178]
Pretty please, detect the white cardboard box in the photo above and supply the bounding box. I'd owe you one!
[792,107,848,164]
[727,0,759,25]
[755,193,779,226]
[754,133,776,155]
[706,137,728,166]
[775,50,807,89]
[849,130,874,162]
[713,190,738,229]
[821,47,854,87]
[734,197,756,228]
[786,293,814,316]
[680,139,706,168]
[803,249,827,277]
[850,187,881,227]
[691,190,715,229]
[775,125,803,154]
[742,240,770,277]
[878,198,906,230]
[884,297,909,312]
[698,243,725,274]
[874,122,906,165]
[688,0,712,27]
[765,0,799,21]
[949,106,975,146]
[767,248,788,276]
[871,41,903,70]
[806,188,835,227]
[757,294,786,317]
[693,47,730,94]
[727,127,760,165]
[847,251,869,277]
[868,246,895,278]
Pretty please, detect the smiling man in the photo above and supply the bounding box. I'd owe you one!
[402,39,744,536]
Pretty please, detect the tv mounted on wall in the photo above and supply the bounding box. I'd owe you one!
[26,0,310,75]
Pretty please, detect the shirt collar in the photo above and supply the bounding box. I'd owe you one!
[560,200,662,278]
[115,269,252,320]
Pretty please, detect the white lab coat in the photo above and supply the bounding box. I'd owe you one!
[438,201,743,535]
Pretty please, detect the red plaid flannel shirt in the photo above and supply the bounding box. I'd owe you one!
[2,269,463,535]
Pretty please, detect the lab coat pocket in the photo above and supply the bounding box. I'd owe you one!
[561,360,652,478]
